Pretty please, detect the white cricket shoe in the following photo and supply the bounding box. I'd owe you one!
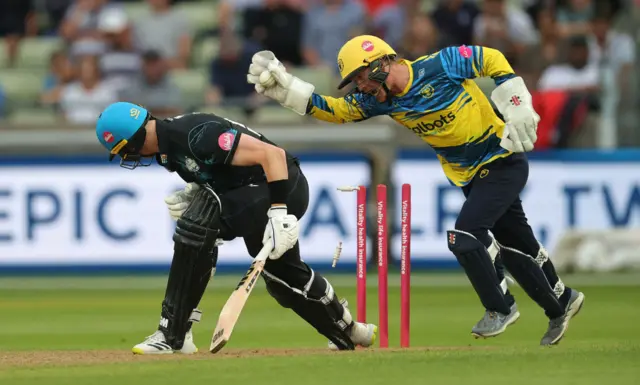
[132,309,201,355]
[328,299,377,350]
[131,329,198,355]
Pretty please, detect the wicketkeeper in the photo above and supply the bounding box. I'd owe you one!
[95,102,377,354]
[247,35,585,345]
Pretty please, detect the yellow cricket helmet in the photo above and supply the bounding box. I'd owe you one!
[337,35,397,89]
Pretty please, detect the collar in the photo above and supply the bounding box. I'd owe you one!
[396,59,414,97]
[155,119,173,169]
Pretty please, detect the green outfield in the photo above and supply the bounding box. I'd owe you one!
[1,272,639,385]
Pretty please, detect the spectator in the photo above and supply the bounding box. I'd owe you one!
[555,0,594,38]
[518,7,560,85]
[431,0,480,48]
[243,0,304,66]
[473,0,538,70]
[44,0,74,35]
[40,50,76,109]
[0,0,37,67]
[206,33,264,117]
[361,0,405,48]
[302,0,366,71]
[399,14,440,61]
[219,0,263,35]
[120,51,183,118]
[133,0,192,69]
[537,36,599,93]
[59,0,118,58]
[587,12,636,93]
[59,55,118,124]
[98,7,142,94]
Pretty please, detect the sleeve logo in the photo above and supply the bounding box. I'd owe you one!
[458,45,472,59]
[218,130,235,151]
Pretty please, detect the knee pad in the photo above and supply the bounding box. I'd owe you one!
[447,230,510,313]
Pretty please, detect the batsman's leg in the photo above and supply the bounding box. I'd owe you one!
[133,187,221,355]
[492,201,585,346]
[244,238,377,350]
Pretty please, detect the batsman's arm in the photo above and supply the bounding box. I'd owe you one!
[305,93,369,124]
[188,122,288,195]
[440,45,517,86]
[231,135,288,185]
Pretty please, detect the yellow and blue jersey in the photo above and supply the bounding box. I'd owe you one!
[308,45,517,186]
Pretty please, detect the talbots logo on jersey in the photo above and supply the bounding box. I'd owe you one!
[218,129,236,151]
[410,112,456,135]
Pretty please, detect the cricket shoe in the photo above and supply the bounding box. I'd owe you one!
[131,328,198,355]
[540,289,585,346]
[471,303,520,339]
[132,309,201,354]
[328,299,377,350]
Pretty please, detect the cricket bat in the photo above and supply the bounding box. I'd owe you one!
[210,243,272,353]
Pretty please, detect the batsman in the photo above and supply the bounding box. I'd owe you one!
[94,102,377,354]
[247,35,585,345]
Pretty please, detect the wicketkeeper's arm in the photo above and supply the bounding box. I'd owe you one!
[247,51,370,124]
[305,93,370,124]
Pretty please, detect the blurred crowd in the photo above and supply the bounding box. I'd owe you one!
[0,0,637,149]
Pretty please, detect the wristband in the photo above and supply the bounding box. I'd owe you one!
[268,179,289,206]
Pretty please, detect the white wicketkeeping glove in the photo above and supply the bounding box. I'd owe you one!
[247,50,315,115]
[164,183,201,221]
[262,205,299,260]
[491,77,540,153]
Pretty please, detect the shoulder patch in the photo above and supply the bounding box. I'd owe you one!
[218,130,236,151]
[458,45,472,59]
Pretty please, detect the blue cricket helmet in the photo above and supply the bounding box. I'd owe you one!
[96,102,150,163]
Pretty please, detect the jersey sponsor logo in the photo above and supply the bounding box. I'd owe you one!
[410,112,456,135]
[361,40,374,52]
[103,131,114,143]
[184,157,200,172]
[218,130,235,151]
[458,45,472,59]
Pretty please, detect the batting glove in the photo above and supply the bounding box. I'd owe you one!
[164,183,200,221]
[262,205,299,260]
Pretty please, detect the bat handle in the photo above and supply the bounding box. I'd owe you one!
[255,243,273,263]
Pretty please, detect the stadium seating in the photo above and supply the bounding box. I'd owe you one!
[0,37,62,70]
[0,70,45,108]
